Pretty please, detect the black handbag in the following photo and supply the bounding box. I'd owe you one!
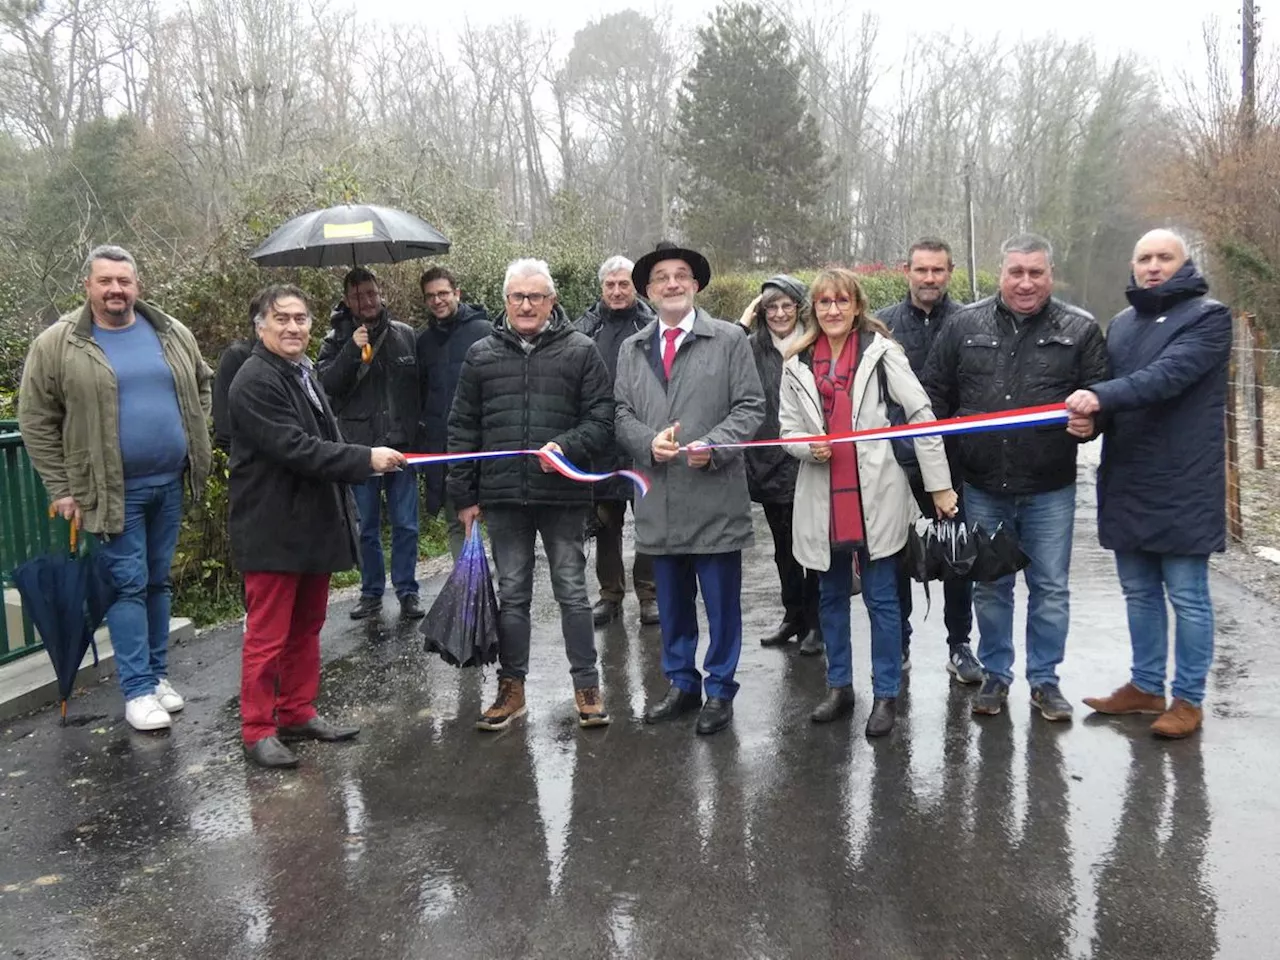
[876,362,918,471]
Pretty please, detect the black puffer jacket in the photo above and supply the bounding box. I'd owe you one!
[447,307,615,509]
[922,295,1108,495]
[745,324,799,503]
[315,305,419,448]
[575,297,656,499]
[414,303,491,513]
[876,293,962,374]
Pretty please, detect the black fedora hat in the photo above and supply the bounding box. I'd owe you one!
[632,240,712,292]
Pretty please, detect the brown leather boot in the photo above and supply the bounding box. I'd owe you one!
[574,686,612,728]
[1151,699,1203,738]
[476,677,527,731]
[1083,682,1167,716]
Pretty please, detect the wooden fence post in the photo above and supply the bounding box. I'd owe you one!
[1227,315,1244,542]
[1249,313,1267,470]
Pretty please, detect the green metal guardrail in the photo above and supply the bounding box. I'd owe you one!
[0,428,78,664]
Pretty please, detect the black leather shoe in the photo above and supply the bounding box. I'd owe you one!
[798,630,824,656]
[349,595,382,620]
[592,599,622,626]
[865,698,897,737]
[643,685,702,723]
[760,621,803,647]
[244,736,299,769]
[399,594,425,620]
[638,599,661,625]
[810,686,855,723]
[696,697,734,735]
[277,716,361,742]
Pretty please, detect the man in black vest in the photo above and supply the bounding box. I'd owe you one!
[877,238,982,684]
[317,268,422,621]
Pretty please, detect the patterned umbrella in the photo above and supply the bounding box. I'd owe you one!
[421,525,499,668]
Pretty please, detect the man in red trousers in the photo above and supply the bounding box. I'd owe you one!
[227,283,406,768]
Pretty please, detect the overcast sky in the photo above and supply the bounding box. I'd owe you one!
[358,0,1240,70]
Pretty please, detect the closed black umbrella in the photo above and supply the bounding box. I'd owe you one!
[248,203,451,268]
[11,523,113,723]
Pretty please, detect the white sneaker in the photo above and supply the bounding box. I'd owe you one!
[154,678,185,713]
[125,694,172,731]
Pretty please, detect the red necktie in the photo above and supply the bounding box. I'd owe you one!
[662,327,681,380]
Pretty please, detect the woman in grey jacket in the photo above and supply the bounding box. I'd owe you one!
[779,268,957,736]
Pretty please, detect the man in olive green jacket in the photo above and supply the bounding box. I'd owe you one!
[19,245,213,733]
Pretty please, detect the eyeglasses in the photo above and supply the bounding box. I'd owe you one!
[815,297,854,313]
[423,290,455,301]
[650,272,694,287]
[765,302,797,315]
[505,292,551,307]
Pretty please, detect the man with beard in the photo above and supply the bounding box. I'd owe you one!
[19,245,213,732]
[575,255,660,627]
[877,238,982,684]
[415,266,491,559]
[317,268,422,621]
[614,241,765,736]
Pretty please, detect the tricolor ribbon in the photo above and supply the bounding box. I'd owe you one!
[400,403,1070,498]
[402,449,652,497]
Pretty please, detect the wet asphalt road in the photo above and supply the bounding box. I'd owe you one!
[2,465,1279,960]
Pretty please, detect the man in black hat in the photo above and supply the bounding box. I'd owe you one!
[614,241,765,736]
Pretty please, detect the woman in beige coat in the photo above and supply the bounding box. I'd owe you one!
[779,268,957,736]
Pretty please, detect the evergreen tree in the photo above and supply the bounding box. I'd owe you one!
[672,3,835,268]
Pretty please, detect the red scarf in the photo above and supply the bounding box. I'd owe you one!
[812,334,865,549]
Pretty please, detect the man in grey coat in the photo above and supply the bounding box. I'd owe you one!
[614,241,765,735]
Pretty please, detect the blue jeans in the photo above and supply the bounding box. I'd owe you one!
[819,549,902,698]
[485,506,597,688]
[964,483,1075,688]
[353,468,419,598]
[1114,551,1214,706]
[99,480,184,700]
[652,552,743,701]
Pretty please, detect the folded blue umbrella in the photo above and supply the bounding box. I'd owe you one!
[421,524,499,668]
[12,524,113,723]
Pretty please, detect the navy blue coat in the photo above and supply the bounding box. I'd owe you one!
[1093,261,1232,555]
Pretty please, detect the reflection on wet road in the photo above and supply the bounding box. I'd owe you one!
[2,487,1278,959]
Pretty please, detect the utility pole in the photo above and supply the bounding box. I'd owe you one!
[963,160,978,301]
[1243,1,1259,144]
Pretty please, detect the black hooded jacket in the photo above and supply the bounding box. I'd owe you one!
[315,304,419,449]
[446,306,615,509]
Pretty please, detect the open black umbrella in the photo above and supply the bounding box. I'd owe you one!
[11,521,113,723]
[248,203,451,268]
[421,525,499,668]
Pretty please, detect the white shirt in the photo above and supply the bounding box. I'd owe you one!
[658,310,696,354]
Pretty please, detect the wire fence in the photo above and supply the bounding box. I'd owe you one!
[1226,313,1278,549]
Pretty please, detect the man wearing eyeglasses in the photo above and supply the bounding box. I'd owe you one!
[316,267,422,622]
[614,240,765,736]
[447,259,616,732]
[414,265,491,559]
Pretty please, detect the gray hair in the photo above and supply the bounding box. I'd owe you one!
[82,244,137,279]
[598,255,635,283]
[1133,228,1190,260]
[1000,233,1054,266]
[503,258,556,296]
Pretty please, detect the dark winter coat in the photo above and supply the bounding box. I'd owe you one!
[745,323,799,503]
[446,306,615,509]
[876,293,962,375]
[316,305,419,449]
[1093,261,1232,555]
[226,343,369,574]
[414,303,491,514]
[922,295,1108,496]
[212,338,254,453]
[574,297,657,500]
